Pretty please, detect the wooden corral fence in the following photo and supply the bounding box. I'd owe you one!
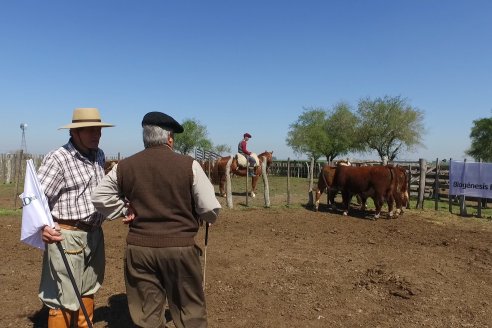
[1,152,124,185]
[194,148,222,181]
[269,160,324,178]
[1,152,483,216]
[1,152,44,184]
[194,148,221,162]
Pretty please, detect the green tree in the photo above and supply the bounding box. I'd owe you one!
[213,144,231,155]
[286,108,328,161]
[466,117,492,161]
[357,96,425,161]
[323,102,360,162]
[286,104,360,162]
[174,118,213,155]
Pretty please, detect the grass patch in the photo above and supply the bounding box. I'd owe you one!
[2,175,492,221]
[0,208,21,217]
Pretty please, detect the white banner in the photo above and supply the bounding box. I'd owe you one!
[449,160,492,199]
[19,159,54,250]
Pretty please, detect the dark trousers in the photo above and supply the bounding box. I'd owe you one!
[125,244,207,328]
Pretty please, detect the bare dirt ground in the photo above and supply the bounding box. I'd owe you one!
[1,204,491,328]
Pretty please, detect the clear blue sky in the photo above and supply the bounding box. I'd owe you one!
[1,0,491,161]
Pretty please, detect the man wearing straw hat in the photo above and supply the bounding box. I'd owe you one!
[38,107,114,328]
[92,111,221,328]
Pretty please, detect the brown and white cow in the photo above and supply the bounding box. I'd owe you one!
[332,164,402,219]
[314,160,351,211]
[357,165,409,217]
[314,165,337,211]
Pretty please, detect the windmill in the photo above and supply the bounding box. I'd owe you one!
[20,123,28,154]
[14,123,28,208]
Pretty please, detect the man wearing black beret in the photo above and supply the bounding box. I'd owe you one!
[92,111,220,328]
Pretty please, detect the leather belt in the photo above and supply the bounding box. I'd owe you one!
[54,219,100,233]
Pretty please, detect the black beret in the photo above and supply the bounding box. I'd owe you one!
[141,111,184,133]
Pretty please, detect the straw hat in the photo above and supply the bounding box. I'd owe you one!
[59,108,114,129]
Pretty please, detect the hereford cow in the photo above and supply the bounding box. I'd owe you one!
[357,165,409,217]
[314,160,351,211]
[333,164,402,219]
[314,165,337,211]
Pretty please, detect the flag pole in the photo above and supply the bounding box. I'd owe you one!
[56,242,93,328]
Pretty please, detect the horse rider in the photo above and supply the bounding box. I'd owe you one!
[238,133,256,176]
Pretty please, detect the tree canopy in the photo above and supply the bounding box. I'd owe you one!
[173,118,231,156]
[466,117,492,161]
[285,108,328,161]
[357,96,425,161]
[285,103,359,162]
[324,102,360,162]
[287,96,425,161]
[173,119,212,155]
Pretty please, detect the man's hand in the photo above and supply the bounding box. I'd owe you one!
[122,204,137,224]
[41,223,63,243]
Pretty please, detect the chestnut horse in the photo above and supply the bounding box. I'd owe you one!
[200,151,274,198]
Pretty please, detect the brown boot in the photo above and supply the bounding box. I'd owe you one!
[76,295,94,328]
[48,308,72,328]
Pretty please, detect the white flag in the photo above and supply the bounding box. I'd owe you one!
[19,159,54,250]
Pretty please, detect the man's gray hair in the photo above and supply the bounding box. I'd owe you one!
[143,125,171,148]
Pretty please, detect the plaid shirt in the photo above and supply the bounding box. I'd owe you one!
[38,140,106,226]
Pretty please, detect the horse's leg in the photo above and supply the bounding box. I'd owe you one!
[250,176,258,198]
[219,174,226,197]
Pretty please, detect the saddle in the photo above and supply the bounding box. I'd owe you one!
[235,153,260,168]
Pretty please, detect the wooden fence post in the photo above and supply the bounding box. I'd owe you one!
[5,154,12,184]
[448,158,453,213]
[245,165,249,207]
[261,156,270,208]
[307,158,314,207]
[434,158,439,211]
[287,158,291,207]
[407,163,411,209]
[416,158,426,209]
[14,151,24,208]
[225,157,233,209]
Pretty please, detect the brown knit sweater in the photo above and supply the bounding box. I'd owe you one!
[117,145,198,247]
